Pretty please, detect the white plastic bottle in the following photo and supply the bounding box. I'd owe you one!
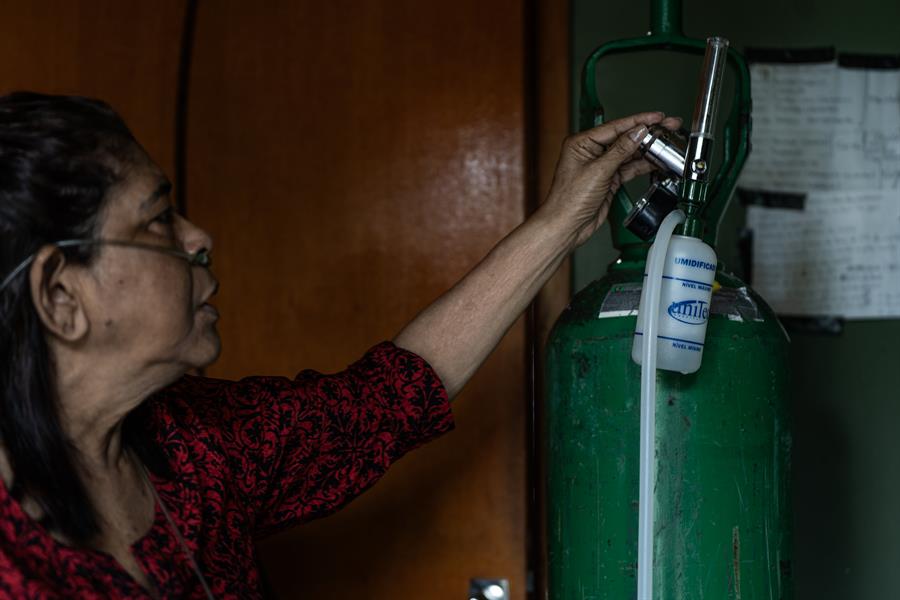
[632,235,717,374]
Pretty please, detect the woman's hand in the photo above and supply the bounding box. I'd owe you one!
[540,111,683,248]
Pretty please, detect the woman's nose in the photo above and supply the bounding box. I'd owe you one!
[176,215,214,257]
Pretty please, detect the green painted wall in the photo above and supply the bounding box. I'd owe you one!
[570,1,900,598]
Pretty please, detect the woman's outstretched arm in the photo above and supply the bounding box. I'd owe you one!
[394,112,680,398]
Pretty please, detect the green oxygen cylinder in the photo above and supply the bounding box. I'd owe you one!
[545,266,792,598]
[544,6,792,599]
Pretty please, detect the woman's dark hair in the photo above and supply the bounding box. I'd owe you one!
[0,92,162,544]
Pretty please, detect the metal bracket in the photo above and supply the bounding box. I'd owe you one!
[468,578,509,600]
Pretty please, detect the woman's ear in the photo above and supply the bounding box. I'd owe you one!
[28,246,89,342]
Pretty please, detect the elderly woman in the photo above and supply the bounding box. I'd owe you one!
[0,92,677,598]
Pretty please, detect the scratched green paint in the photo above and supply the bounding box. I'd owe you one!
[545,267,792,599]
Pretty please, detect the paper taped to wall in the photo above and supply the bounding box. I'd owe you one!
[739,59,900,318]
[746,190,900,318]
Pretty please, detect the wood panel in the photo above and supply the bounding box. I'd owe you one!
[185,2,530,598]
[0,0,183,180]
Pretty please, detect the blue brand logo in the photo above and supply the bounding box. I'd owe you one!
[667,299,709,325]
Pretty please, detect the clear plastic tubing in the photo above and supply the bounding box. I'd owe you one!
[637,208,686,600]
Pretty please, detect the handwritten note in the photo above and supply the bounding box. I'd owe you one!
[739,60,900,318]
[747,191,900,318]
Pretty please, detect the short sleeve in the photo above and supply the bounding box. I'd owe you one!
[162,342,454,539]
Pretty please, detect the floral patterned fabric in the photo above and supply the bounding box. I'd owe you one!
[0,342,453,598]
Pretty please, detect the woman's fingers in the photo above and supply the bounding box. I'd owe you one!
[660,116,683,131]
[565,113,683,162]
[618,157,657,183]
[593,124,651,176]
[610,171,623,193]
[560,113,686,173]
[591,112,666,143]
[609,116,681,182]
[565,112,666,160]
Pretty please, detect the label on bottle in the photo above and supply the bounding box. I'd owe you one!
[632,236,718,374]
[598,281,761,322]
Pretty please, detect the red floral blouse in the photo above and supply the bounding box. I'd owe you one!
[0,342,453,598]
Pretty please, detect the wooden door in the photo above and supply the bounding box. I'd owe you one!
[0,0,183,180]
[185,2,531,598]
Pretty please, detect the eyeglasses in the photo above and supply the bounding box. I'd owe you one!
[0,239,211,294]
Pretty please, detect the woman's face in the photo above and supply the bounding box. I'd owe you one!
[77,150,221,378]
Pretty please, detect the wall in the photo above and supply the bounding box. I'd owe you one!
[571,1,900,598]
[0,1,183,181]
